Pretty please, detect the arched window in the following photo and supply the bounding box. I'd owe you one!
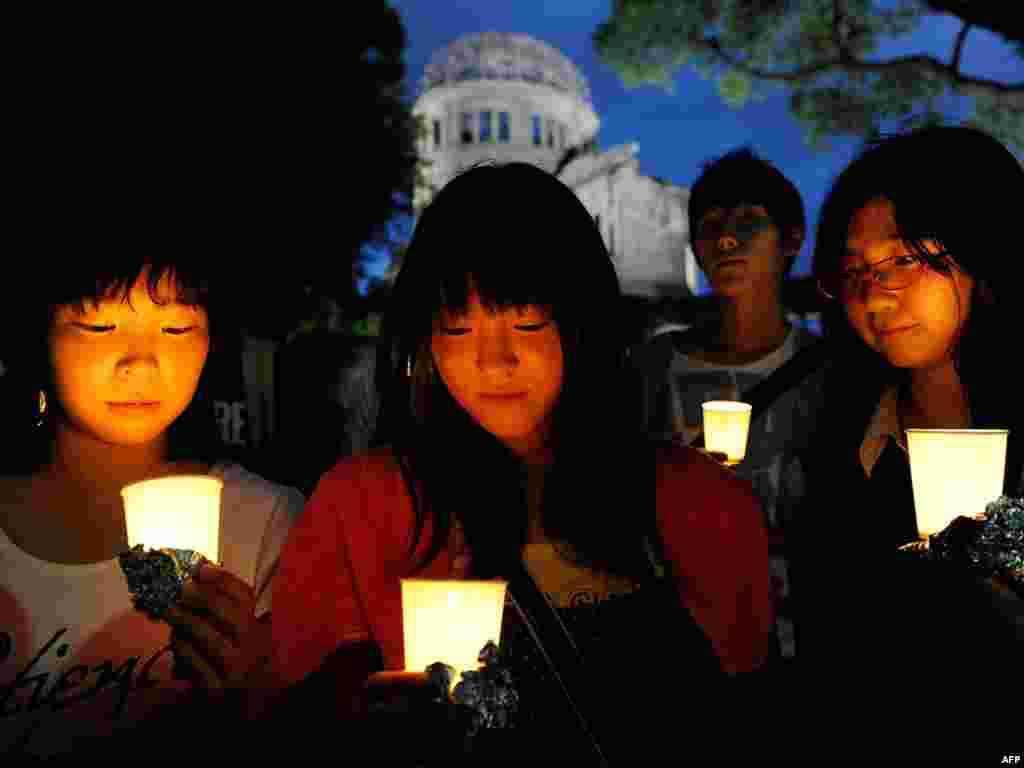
[479,111,493,143]
[498,112,510,142]
[461,112,473,145]
[532,115,542,146]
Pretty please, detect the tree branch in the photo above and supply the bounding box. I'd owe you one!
[704,37,1023,102]
[831,0,864,64]
[951,23,971,73]
[831,1,854,63]
[924,1,1024,45]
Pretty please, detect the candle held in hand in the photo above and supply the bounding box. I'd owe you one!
[121,475,223,560]
[906,429,1008,537]
[401,579,507,689]
[701,401,752,466]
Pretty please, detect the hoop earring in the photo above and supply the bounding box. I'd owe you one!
[408,352,436,379]
[35,390,48,428]
[408,351,437,427]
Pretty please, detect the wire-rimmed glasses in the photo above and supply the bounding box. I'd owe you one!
[817,254,930,300]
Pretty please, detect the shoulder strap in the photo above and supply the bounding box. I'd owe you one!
[692,340,829,449]
[646,452,669,580]
[506,561,610,767]
[635,327,707,434]
[657,325,709,354]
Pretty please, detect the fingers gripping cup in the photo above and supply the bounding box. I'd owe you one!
[701,401,753,466]
[118,476,223,619]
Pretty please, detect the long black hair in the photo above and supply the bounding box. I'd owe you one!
[812,125,1024,493]
[2,257,227,474]
[375,162,653,580]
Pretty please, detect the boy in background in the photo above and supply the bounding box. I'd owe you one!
[636,149,825,663]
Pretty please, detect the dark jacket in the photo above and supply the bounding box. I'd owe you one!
[790,367,1021,734]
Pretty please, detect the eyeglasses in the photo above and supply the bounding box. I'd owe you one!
[817,253,932,300]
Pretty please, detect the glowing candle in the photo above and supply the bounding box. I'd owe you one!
[702,401,753,466]
[906,429,1008,537]
[401,579,507,688]
[121,475,223,560]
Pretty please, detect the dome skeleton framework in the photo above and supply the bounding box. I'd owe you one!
[414,32,700,297]
[421,32,592,104]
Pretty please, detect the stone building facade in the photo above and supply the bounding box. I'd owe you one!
[413,32,698,297]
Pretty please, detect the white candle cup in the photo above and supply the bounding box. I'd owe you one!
[906,429,1008,537]
[702,401,753,465]
[121,475,223,561]
[401,579,507,689]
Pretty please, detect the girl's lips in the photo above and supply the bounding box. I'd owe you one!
[106,401,161,409]
[480,392,526,399]
[877,325,917,336]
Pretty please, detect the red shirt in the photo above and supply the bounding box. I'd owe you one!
[272,444,772,694]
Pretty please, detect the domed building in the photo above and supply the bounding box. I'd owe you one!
[414,32,699,298]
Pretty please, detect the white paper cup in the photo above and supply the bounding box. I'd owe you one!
[401,579,507,688]
[906,429,1008,536]
[121,475,223,560]
[702,401,753,465]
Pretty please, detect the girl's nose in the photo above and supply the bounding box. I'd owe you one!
[115,338,160,379]
[476,327,518,372]
[861,280,900,314]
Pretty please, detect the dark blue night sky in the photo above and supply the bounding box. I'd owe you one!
[378,1,1021,288]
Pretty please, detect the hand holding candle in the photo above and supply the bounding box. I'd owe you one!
[119,475,265,699]
[119,475,223,618]
[164,564,263,699]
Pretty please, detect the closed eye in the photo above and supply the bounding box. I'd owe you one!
[515,322,549,331]
[440,327,470,336]
[73,323,115,333]
[163,326,197,336]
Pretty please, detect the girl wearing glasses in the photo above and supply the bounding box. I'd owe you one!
[794,126,1022,725]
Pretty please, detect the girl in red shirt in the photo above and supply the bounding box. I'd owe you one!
[272,162,772,761]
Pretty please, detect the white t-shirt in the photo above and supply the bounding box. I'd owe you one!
[0,463,304,758]
[659,327,822,526]
[639,326,825,659]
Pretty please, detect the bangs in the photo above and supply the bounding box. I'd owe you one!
[691,181,785,229]
[54,258,212,313]
[689,148,803,233]
[399,162,615,328]
[693,187,758,220]
[434,239,561,317]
